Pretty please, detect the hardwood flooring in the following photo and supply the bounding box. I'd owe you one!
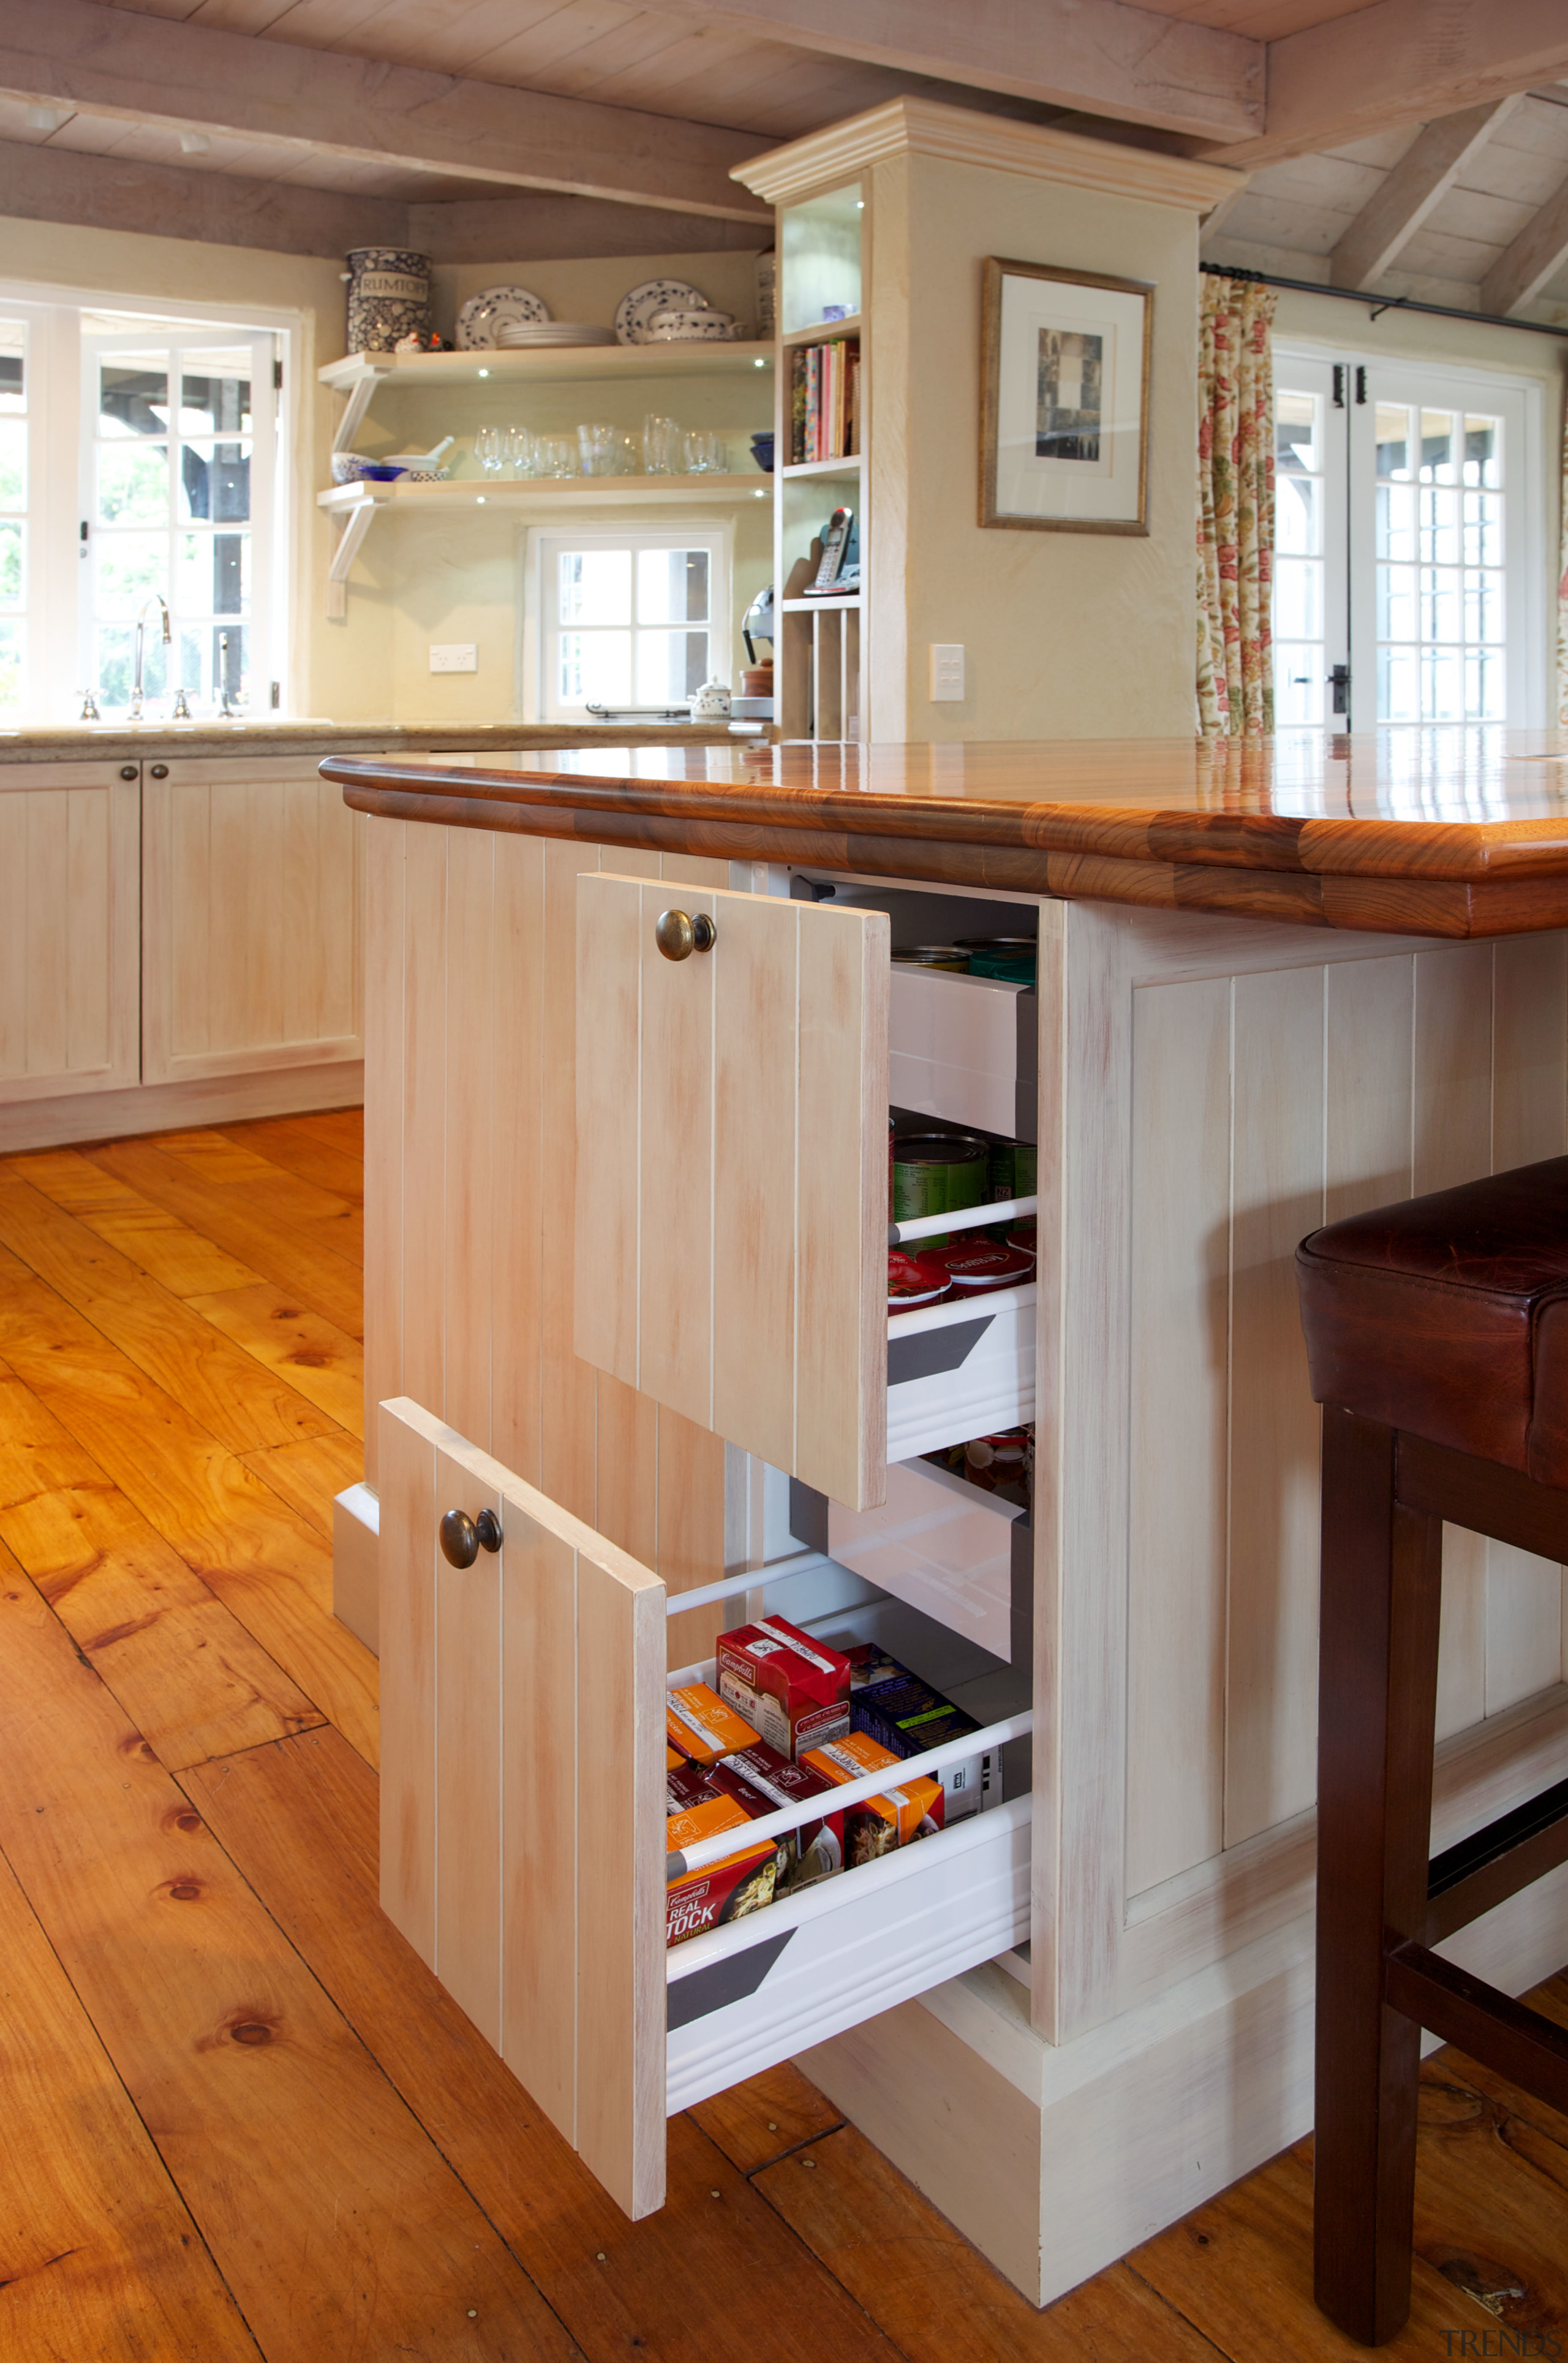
[1,1108,1566,2358]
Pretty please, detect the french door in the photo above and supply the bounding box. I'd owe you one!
[1273,346,1545,730]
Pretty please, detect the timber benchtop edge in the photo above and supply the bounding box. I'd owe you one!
[323,728,1568,942]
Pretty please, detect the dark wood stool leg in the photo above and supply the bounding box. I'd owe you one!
[1314,1407,1444,2345]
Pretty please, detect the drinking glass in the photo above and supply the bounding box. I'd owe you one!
[578,422,617,477]
[474,425,505,475]
[505,426,533,475]
[538,434,577,478]
[642,414,680,475]
[683,430,724,475]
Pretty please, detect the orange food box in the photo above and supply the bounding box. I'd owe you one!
[667,1744,684,1772]
[665,1794,780,1945]
[666,1681,761,1768]
[802,1730,945,1866]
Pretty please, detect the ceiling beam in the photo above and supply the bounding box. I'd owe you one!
[1329,96,1523,289]
[0,134,409,257]
[1213,0,1568,166]
[649,0,1263,146]
[0,0,772,222]
[1480,167,1568,313]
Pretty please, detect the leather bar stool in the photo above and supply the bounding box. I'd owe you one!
[1297,1156,1568,2347]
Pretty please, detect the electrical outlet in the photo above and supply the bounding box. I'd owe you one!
[929,643,965,701]
[429,643,477,673]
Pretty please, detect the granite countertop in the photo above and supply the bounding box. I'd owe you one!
[0,719,748,764]
[323,727,1568,942]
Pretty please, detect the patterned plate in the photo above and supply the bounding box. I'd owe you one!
[614,278,709,345]
[456,285,552,350]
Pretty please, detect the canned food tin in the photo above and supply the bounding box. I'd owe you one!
[986,1140,1038,1205]
[956,935,1036,984]
[925,1239,1033,1295]
[892,1132,989,1241]
[892,945,971,972]
[888,1250,951,1311]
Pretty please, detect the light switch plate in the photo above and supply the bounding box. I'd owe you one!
[930,643,965,701]
[429,643,478,673]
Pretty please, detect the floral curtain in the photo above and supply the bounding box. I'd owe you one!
[1196,273,1278,736]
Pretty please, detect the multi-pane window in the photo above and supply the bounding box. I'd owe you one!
[1374,403,1505,724]
[1273,387,1327,727]
[1272,346,1541,731]
[87,328,275,716]
[0,319,26,714]
[536,531,728,719]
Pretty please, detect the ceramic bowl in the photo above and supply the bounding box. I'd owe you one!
[330,454,407,483]
[750,433,774,474]
[646,308,736,342]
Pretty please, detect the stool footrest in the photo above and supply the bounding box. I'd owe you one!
[1384,1940,1568,2116]
[1426,1774,1568,1943]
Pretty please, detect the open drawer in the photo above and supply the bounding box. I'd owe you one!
[573,873,1038,1512]
[379,1395,1030,2225]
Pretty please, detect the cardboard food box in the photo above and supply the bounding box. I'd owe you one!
[802,1730,944,1867]
[851,1662,998,1823]
[708,1738,844,1886]
[665,1794,780,1945]
[666,1681,762,1768]
[666,1756,715,1815]
[716,1615,851,1760]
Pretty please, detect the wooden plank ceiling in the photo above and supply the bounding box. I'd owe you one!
[4,0,1568,317]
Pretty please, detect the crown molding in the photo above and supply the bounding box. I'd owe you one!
[733,97,1244,212]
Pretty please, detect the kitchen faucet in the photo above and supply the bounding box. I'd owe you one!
[130,594,171,721]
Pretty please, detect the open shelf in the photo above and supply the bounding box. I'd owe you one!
[318,475,769,513]
[782,455,862,478]
[782,593,861,612]
[782,315,862,346]
[319,342,775,393]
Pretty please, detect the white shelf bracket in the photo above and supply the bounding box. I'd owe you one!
[331,357,393,455]
[325,497,379,619]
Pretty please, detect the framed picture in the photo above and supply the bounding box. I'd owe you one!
[980,257,1153,535]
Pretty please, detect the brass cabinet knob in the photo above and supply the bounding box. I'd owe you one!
[439,1507,502,1568]
[655,908,716,962]
[150,763,169,779]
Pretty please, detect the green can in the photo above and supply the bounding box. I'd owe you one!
[892,945,971,972]
[892,1131,990,1244]
[957,936,1037,985]
[986,1139,1038,1205]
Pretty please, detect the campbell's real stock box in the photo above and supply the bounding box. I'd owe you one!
[802,1730,944,1866]
[666,1681,761,1768]
[665,1794,780,1945]
[717,1616,851,1760]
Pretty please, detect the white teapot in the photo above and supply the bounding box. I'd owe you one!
[690,676,732,719]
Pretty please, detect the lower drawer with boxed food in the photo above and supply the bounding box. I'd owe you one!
[379,1394,1031,2231]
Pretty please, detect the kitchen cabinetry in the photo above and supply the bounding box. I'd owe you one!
[0,757,140,1104]
[142,753,365,1085]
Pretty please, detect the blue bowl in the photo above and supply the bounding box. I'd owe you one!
[750,433,774,474]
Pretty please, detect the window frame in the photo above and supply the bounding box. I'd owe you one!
[525,523,733,722]
[0,279,296,724]
[1273,339,1548,732]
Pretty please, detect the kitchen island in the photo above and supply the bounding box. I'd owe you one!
[326,727,1568,2303]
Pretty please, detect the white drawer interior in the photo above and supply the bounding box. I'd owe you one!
[887,1283,1035,1462]
[890,964,1036,1141]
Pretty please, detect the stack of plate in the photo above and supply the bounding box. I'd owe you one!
[496,322,618,348]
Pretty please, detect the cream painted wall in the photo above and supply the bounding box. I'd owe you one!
[865,154,1201,742]
[0,216,770,725]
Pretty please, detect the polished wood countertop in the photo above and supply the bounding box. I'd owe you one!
[324,727,1568,938]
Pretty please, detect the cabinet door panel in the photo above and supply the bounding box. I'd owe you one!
[575,875,889,1511]
[0,762,139,1101]
[143,757,367,1082]
[380,1396,666,2222]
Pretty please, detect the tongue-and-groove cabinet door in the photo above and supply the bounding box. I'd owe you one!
[575,874,891,1511]
[378,1396,667,2220]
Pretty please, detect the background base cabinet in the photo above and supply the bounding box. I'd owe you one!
[359,809,1568,2299]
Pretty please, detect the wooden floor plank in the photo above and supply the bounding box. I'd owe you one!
[220,1114,366,1208]
[0,1166,339,1453]
[1128,2140,1481,2359]
[11,1147,261,1295]
[151,1129,368,1265]
[241,1432,364,1540]
[689,2064,845,2176]
[0,1829,263,2363]
[183,1726,909,2363]
[86,1138,364,1339]
[0,1250,378,1766]
[187,1281,364,1436]
[753,2121,1225,2362]
[0,1365,324,1769]
[0,1578,583,2363]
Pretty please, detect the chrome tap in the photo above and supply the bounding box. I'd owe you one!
[78,687,100,722]
[217,630,237,720]
[131,594,171,720]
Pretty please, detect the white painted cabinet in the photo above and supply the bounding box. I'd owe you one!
[142,753,368,1084]
[0,757,140,1102]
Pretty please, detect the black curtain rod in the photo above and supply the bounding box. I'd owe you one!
[1200,261,1568,344]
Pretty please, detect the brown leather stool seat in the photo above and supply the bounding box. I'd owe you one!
[1297,1155,1568,2346]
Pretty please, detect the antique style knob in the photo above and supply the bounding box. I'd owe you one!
[150,763,169,779]
[655,908,716,961]
[439,1507,502,1567]
[119,765,138,780]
